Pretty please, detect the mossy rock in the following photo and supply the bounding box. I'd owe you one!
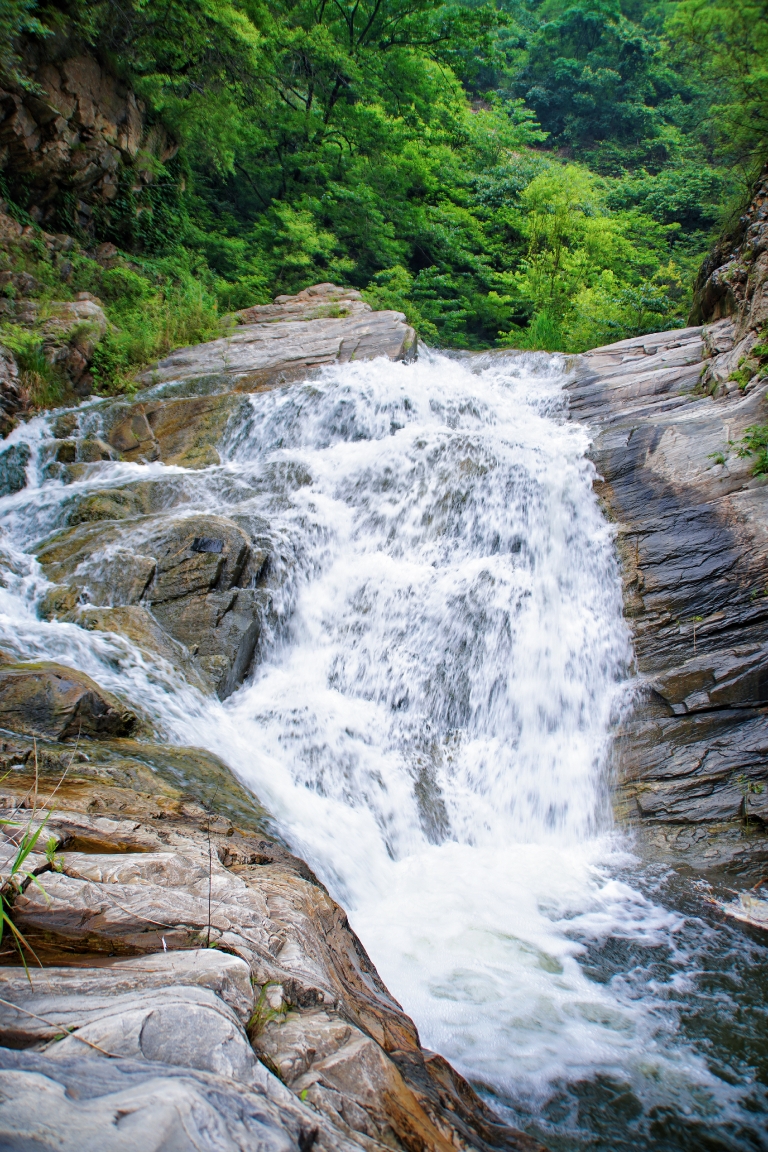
[0,732,271,835]
[66,487,146,525]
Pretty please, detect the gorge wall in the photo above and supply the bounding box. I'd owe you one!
[0,32,177,235]
[568,164,768,873]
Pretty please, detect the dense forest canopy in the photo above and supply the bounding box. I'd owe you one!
[1,0,767,358]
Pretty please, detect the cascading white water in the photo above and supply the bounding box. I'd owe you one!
[0,350,758,1144]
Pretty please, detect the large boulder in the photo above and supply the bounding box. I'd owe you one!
[0,660,136,740]
[105,393,244,469]
[36,512,273,699]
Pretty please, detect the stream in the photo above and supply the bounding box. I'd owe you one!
[0,349,766,1150]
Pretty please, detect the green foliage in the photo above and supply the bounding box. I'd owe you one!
[90,261,224,394]
[669,0,768,171]
[0,324,66,407]
[738,425,768,477]
[0,802,50,969]
[1,0,764,357]
[496,164,686,350]
[0,0,49,85]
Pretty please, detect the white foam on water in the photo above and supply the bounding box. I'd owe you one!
[0,350,751,1132]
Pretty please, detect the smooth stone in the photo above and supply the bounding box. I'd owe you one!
[0,660,136,740]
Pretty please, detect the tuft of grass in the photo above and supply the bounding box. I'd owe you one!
[0,325,66,409]
[737,424,768,475]
[90,273,224,396]
[728,365,754,390]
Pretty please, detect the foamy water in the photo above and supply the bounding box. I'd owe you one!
[0,350,763,1148]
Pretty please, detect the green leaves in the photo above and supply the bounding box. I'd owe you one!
[737,424,768,477]
[669,0,768,170]
[3,0,736,354]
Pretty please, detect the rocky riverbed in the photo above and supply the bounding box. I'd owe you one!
[0,184,766,1144]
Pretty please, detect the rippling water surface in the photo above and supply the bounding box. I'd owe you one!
[0,350,766,1149]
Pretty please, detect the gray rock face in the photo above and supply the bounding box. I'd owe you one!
[0,950,255,1035]
[691,161,768,340]
[35,511,274,700]
[568,323,768,868]
[135,282,417,391]
[0,1048,358,1152]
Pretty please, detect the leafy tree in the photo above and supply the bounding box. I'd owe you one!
[668,0,768,173]
[0,0,762,359]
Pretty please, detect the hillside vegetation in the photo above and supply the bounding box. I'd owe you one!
[1,0,766,377]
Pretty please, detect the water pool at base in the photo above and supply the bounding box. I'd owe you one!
[0,349,766,1149]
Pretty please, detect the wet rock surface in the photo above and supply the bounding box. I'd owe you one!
[569,321,768,869]
[0,714,542,1152]
[35,509,274,700]
[26,282,419,702]
[0,660,137,740]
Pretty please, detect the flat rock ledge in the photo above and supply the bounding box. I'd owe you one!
[0,722,542,1152]
[569,321,768,872]
[136,282,417,392]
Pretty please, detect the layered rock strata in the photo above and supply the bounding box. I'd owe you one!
[568,321,768,870]
[0,699,541,1152]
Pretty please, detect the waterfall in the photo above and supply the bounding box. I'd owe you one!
[0,350,761,1146]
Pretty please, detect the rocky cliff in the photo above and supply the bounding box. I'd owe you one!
[0,37,177,234]
[569,216,768,871]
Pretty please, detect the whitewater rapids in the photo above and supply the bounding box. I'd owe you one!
[0,349,762,1149]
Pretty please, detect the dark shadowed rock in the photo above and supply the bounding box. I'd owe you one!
[35,512,274,699]
[0,442,30,496]
[0,48,178,232]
